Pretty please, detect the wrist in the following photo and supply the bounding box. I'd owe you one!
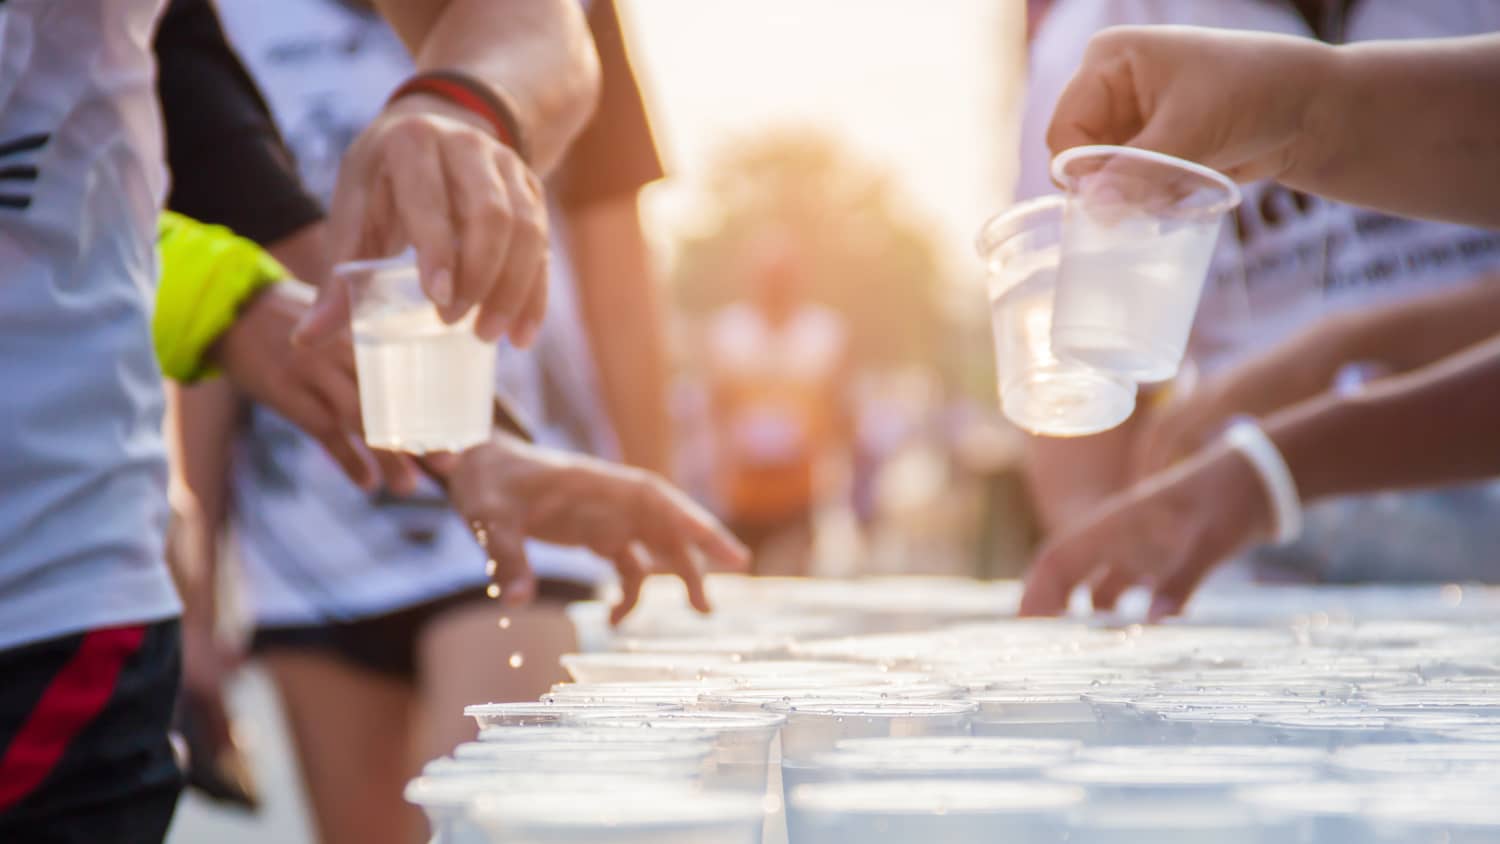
[1288,40,1354,189]
[386,72,526,160]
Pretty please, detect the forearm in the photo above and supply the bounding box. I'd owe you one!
[1024,413,1142,534]
[1268,334,1500,502]
[1223,279,1500,414]
[568,197,671,473]
[376,0,600,175]
[1292,34,1500,228]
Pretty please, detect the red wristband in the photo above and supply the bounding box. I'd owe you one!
[388,71,528,162]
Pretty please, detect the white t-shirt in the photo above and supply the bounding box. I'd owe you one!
[217,0,615,625]
[1019,0,1500,581]
[1019,0,1500,374]
[0,0,180,650]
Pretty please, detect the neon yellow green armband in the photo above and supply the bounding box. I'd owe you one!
[154,211,288,382]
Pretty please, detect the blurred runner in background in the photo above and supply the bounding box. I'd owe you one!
[707,228,854,576]
[1018,0,1500,599]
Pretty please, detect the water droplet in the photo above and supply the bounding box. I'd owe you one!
[486,583,501,599]
[497,616,512,630]
[485,559,498,578]
[509,652,525,669]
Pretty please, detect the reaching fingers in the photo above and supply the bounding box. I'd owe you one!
[507,261,549,349]
[476,520,537,609]
[1088,563,1137,612]
[292,278,354,349]
[609,542,649,626]
[1148,522,1215,622]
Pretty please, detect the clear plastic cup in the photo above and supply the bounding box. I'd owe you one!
[339,254,496,453]
[571,711,786,793]
[437,742,713,780]
[1237,782,1369,844]
[1048,145,1241,383]
[463,701,680,729]
[788,779,1082,844]
[969,690,1100,742]
[560,652,738,684]
[976,195,1137,436]
[407,772,672,844]
[769,699,979,764]
[471,786,766,844]
[543,679,735,706]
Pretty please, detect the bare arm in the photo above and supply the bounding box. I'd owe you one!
[567,196,672,474]
[1137,278,1500,474]
[1049,28,1500,228]
[1024,410,1143,535]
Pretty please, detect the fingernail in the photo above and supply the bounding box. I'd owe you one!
[476,311,507,343]
[512,318,540,349]
[501,580,534,606]
[427,268,453,309]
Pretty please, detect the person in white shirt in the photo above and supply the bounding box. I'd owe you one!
[0,0,600,840]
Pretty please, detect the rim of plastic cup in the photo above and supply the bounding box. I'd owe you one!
[1048,762,1314,788]
[1049,144,1242,216]
[332,251,417,277]
[975,194,1065,259]
[472,787,766,830]
[836,736,1081,757]
[1079,745,1326,768]
[406,772,651,808]
[476,726,685,744]
[791,779,1084,815]
[766,698,979,717]
[454,740,712,763]
[571,710,787,734]
[464,701,680,722]
[813,748,1065,775]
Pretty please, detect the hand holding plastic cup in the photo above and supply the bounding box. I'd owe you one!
[1048,146,1241,383]
[338,253,496,454]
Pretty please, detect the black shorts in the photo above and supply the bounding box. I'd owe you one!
[0,620,183,844]
[251,579,597,684]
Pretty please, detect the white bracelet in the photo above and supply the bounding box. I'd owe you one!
[1222,417,1303,545]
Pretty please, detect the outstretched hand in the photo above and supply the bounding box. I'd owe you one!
[436,435,750,624]
[1020,444,1271,621]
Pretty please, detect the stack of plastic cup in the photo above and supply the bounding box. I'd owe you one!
[571,711,786,792]
[407,773,680,844]
[471,786,767,844]
[789,779,1082,844]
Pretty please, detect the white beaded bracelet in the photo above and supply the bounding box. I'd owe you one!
[1222,417,1303,545]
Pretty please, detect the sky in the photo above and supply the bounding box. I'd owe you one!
[617,0,1027,284]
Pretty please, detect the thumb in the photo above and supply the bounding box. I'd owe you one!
[292,280,353,349]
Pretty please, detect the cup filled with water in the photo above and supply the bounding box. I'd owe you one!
[339,252,495,454]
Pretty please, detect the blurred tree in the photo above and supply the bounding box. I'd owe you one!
[671,129,948,371]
